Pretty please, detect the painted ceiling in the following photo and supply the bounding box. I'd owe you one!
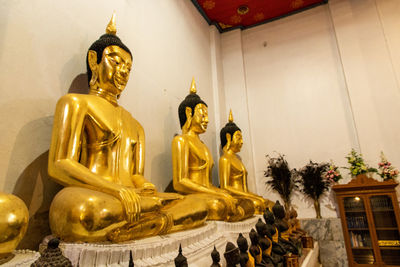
[192,0,328,32]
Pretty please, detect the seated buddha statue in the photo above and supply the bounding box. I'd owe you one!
[0,192,29,264]
[255,219,276,266]
[287,208,306,243]
[288,207,307,236]
[171,80,254,221]
[219,111,272,214]
[236,233,255,267]
[271,201,298,255]
[48,14,208,243]
[263,208,285,266]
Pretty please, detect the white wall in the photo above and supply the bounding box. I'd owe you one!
[0,0,216,248]
[220,0,400,218]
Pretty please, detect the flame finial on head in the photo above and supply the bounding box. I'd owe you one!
[190,77,197,94]
[228,109,234,123]
[106,12,117,35]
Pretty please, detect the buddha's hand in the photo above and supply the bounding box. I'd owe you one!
[117,186,141,223]
[220,192,237,211]
[139,182,157,195]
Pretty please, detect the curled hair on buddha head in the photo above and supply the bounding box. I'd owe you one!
[220,110,241,148]
[178,78,207,128]
[86,13,132,86]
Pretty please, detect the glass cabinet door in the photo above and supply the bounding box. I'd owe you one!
[344,196,375,264]
[369,195,400,265]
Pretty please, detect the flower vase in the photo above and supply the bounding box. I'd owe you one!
[313,199,321,219]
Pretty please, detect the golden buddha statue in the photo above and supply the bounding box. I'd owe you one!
[0,192,29,264]
[48,14,208,243]
[219,110,272,214]
[171,80,254,221]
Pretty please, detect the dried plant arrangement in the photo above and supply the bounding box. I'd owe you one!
[264,153,297,211]
[296,161,330,219]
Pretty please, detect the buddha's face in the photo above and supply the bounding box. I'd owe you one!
[190,103,209,133]
[89,45,132,95]
[230,130,243,152]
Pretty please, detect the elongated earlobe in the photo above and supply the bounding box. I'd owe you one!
[182,107,193,134]
[88,50,99,89]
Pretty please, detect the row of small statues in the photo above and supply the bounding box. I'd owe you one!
[173,202,310,267]
[2,14,278,262]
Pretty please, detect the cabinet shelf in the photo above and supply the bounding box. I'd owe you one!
[379,247,400,250]
[333,175,400,267]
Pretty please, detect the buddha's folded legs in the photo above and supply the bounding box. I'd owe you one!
[188,194,255,222]
[108,194,208,242]
[228,197,255,222]
[50,187,208,242]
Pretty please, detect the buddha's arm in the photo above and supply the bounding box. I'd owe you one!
[219,156,253,197]
[130,120,155,191]
[48,95,140,222]
[172,136,231,197]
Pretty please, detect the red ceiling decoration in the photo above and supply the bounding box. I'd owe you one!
[192,0,328,32]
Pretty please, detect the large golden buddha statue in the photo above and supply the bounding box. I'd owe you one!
[219,111,272,214]
[0,192,29,264]
[171,80,254,222]
[48,15,208,243]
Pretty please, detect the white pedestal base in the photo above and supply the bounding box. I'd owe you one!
[41,215,319,267]
[2,250,40,267]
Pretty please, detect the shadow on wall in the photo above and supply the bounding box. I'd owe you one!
[9,74,89,250]
[13,150,62,251]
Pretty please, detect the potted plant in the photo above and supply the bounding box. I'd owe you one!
[296,161,330,219]
[377,152,399,181]
[264,153,297,211]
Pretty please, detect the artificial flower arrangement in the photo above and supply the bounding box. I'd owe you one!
[326,162,343,184]
[345,149,377,177]
[377,152,399,181]
[264,153,298,211]
[295,161,330,219]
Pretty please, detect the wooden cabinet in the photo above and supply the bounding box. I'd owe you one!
[333,175,400,266]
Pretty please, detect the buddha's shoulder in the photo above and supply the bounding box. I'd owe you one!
[172,133,188,144]
[57,93,98,106]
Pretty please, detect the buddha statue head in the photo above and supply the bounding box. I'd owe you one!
[86,13,133,102]
[178,78,208,134]
[272,200,286,220]
[249,228,259,246]
[224,241,240,267]
[0,192,29,264]
[210,245,221,267]
[263,208,275,225]
[236,233,248,253]
[174,244,188,267]
[31,238,72,267]
[255,218,266,237]
[220,110,242,152]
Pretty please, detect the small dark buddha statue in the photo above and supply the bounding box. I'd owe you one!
[210,246,221,267]
[31,238,72,267]
[255,219,276,267]
[288,207,307,236]
[287,208,306,248]
[237,233,255,267]
[224,242,241,267]
[272,201,299,255]
[263,208,286,267]
[249,229,263,265]
[174,244,188,267]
